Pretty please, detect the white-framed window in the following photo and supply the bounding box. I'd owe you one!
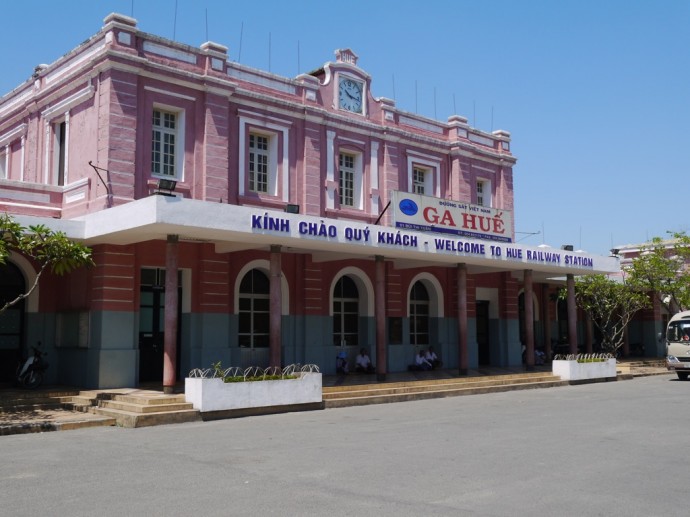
[53,119,67,186]
[409,281,430,346]
[238,112,289,201]
[338,150,363,209]
[238,269,270,348]
[339,153,355,207]
[412,167,427,195]
[0,147,7,179]
[476,179,491,207]
[248,133,270,193]
[406,153,439,197]
[151,108,184,179]
[0,124,27,182]
[333,275,359,346]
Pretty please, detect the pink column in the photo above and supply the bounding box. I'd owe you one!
[269,245,282,369]
[375,255,386,382]
[163,235,179,394]
[524,270,534,369]
[567,274,578,354]
[541,284,552,361]
[457,263,468,375]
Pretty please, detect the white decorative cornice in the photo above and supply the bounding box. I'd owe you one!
[143,41,197,65]
[44,40,107,85]
[227,65,297,95]
[144,86,196,102]
[0,123,27,147]
[40,82,95,119]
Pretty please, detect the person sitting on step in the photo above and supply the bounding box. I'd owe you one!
[415,349,433,371]
[425,346,442,370]
[336,351,349,375]
[355,348,375,374]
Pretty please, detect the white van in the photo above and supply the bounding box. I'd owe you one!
[665,310,690,380]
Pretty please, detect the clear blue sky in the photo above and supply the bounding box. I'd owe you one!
[1,1,688,256]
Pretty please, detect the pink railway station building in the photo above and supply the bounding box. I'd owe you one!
[0,13,618,390]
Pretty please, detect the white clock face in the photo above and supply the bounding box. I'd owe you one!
[339,78,363,113]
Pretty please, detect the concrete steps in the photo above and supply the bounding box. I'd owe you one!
[0,388,201,434]
[323,372,569,408]
[0,389,116,436]
[89,392,201,428]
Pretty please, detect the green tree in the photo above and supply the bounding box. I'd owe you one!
[0,213,94,314]
[625,232,690,315]
[562,274,650,354]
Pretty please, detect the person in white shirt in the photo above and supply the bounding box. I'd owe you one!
[425,346,441,370]
[415,349,433,371]
[355,348,375,373]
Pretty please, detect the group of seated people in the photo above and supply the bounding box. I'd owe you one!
[336,348,375,375]
[337,346,443,375]
[521,345,547,365]
[410,346,442,371]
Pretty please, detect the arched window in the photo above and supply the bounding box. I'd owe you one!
[333,275,359,346]
[410,281,430,345]
[238,269,270,348]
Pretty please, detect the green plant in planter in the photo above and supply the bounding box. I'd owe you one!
[554,353,613,363]
[211,361,224,378]
[211,361,298,383]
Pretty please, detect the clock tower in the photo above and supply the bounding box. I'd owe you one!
[333,48,367,116]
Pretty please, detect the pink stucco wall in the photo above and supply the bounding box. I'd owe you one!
[0,13,515,238]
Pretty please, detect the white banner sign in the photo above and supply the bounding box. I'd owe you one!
[391,191,513,242]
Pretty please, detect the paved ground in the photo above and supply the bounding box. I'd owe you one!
[0,361,668,434]
[0,372,685,516]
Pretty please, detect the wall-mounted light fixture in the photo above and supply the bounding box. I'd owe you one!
[285,204,300,214]
[155,178,177,196]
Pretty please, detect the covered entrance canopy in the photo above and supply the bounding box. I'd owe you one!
[25,195,617,280]
[15,195,619,386]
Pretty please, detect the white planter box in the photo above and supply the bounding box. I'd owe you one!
[185,372,322,412]
[552,359,617,381]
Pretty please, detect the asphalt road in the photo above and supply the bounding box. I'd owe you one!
[0,374,685,516]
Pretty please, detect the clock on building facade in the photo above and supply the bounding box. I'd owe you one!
[338,76,364,114]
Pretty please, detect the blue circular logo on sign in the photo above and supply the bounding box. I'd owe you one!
[399,199,418,216]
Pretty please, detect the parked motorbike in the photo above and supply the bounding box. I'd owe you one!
[16,344,48,389]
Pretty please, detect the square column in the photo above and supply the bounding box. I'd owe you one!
[375,255,386,382]
[567,274,578,354]
[163,234,179,394]
[457,263,468,375]
[523,269,534,369]
[270,245,282,368]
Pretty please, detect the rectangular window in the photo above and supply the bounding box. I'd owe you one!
[248,134,269,193]
[152,110,177,177]
[413,167,426,195]
[407,156,437,197]
[0,148,6,179]
[54,121,66,186]
[339,153,355,207]
[410,305,430,346]
[476,180,491,207]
